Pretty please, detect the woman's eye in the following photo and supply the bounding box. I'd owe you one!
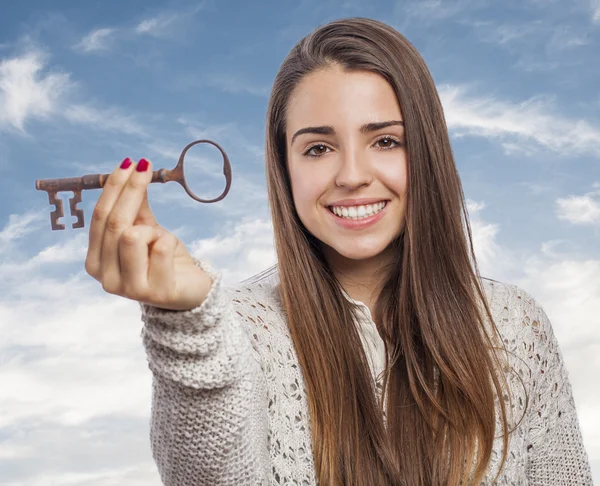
[304,144,330,157]
[374,137,400,149]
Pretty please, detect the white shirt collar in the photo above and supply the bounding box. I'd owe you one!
[340,287,376,324]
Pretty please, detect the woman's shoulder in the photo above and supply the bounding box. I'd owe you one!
[223,266,293,357]
[480,278,591,481]
[222,264,285,321]
[480,276,560,365]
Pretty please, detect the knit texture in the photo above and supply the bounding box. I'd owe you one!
[139,258,593,485]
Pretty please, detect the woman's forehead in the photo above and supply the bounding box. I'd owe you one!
[285,67,403,135]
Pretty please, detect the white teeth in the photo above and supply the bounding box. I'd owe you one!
[330,201,387,220]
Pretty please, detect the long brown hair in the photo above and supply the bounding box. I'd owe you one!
[265,18,512,485]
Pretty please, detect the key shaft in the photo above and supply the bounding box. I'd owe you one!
[35,169,168,193]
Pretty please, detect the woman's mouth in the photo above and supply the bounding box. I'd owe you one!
[326,201,389,229]
[328,201,388,220]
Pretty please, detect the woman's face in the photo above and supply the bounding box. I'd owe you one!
[285,64,408,265]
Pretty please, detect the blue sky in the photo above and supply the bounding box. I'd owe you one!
[0,0,599,484]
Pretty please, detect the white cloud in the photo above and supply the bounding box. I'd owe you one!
[556,188,600,225]
[0,50,148,136]
[63,104,146,136]
[466,199,521,281]
[466,199,501,273]
[73,6,207,56]
[550,28,591,49]
[194,73,271,97]
[512,58,560,73]
[0,50,71,132]
[0,232,87,281]
[439,85,600,157]
[0,211,45,246]
[133,9,202,39]
[469,19,590,51]
[593,0,600,22]
[73,28,116,53]
[135,13,179,36]
[1,465,162,486]
[517,248,600,346]
[0,227,162,485]
[133,3,212,38]
[189,217,276,284]
[518,181,553,196]
[470,20,542,45]
[402,0,478,21]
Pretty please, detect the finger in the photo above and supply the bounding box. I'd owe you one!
[116,224,164,299]
[134,189,159,227]
[86,157,136,279]
[146,230,178,305]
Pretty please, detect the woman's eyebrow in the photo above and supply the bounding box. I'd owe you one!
[291,120,404,145]
[361,120,404,133]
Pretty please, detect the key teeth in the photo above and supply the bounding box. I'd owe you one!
[48,192,65,231]
[70,190,84,229]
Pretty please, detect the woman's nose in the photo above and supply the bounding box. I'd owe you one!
[335,150,373,189]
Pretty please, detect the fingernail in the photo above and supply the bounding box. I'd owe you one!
[120,158,132,169]
[137,158,149,172]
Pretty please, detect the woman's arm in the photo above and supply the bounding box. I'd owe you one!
[524,294,593,485]
[139,258,269,485]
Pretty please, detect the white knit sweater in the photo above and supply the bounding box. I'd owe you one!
[139,258,593,485]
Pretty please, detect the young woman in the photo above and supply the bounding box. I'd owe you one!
[85,17,593,486]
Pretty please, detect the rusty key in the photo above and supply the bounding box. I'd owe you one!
[35,139,232,231]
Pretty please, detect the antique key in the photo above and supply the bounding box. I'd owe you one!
[35,139,232,231]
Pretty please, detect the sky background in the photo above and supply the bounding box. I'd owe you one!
[0,0,599,484]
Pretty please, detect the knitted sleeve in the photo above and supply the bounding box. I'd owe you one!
[523,293,593,485]
[138,257,269,485]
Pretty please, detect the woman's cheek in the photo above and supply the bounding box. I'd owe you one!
[291,166,319,202]
[379,157,408,194]
[294,179,316,217]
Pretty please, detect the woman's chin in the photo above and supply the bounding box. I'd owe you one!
[326,243,388,263]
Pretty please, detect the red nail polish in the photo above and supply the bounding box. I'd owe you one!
[120,158,132,169]
[137,158,149,172]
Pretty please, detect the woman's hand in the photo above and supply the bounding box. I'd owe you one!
[85,158,212,311]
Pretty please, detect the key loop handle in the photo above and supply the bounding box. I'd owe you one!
[155,139,232,203]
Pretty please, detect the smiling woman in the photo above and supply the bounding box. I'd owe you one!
[110,17,596,486]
